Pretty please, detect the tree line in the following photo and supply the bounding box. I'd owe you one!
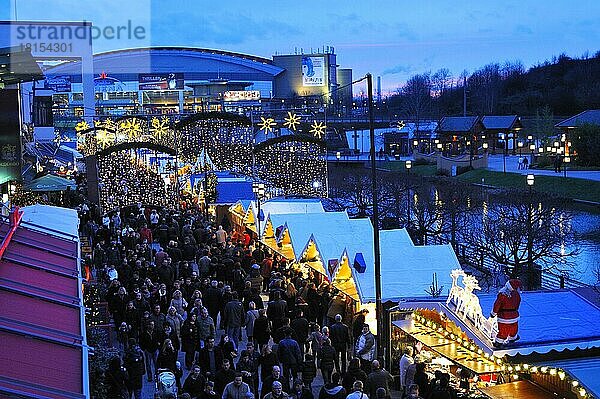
[385,51,600,119]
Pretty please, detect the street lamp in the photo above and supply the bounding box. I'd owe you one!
[252,182,265,241]
[564,156,570,178]
[527,174,535,193]
[405,160,412,228]
[336,151,341,164]
[518,141,524,155]
[526,173,535,289]
[529,143,535,165]
[483,142,489,151]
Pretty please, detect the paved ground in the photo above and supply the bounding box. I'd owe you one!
[483,154,600,181]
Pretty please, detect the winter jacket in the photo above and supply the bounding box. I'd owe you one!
[366,369,393,399]
[355,332,375,361]
[123,346,145,390]
[318,344,337,370]
[198,315,216,341]
[222,381,251,399]
[342,365,368,393]
[329,322,350,350]
[223,300,245,328]
[278,337,302,366]
[301,358,317,383]
[245,309,259,337]
[245,271,264,292]
[318,384,346,399]
[253,315,271,345]
[181,319,200,353]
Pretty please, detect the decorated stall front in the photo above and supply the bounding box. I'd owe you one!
[241,198,325,237]
[389,270,600,399]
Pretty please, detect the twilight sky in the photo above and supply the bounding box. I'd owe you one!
[3,0,600,93]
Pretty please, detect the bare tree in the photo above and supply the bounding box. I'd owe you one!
[464,190,578,289]
[402,73,432,137]
[436,179,477,250]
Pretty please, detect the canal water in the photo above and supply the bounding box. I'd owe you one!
[568,205,600,285]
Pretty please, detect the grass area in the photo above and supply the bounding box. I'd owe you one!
[457,169,600,202]
[376,161,437,176]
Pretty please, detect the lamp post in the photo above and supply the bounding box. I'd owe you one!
[252,182,265,241]
[564,156,570,178]
[518,140,524,156]
[405,160,412,227]
[526,174,535,288]
[366,73,384,360]
[529,143,535,166]
[336,151,341,165]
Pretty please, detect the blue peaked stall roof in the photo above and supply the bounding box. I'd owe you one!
[214,180,254,205]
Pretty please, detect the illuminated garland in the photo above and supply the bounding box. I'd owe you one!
[411,312,594,399]
[97,150,173,211]
[76,112,329,204]
[254,136,327,198]
[175,113,253,174]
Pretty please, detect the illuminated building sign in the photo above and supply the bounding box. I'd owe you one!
[139,73,184,91]
[45,75,71,92]
[223,90,261,102]
[302,56,325,87]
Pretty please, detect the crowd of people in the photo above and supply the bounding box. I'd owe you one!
[84,201,458,399]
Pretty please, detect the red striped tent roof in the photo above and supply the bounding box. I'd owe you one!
[0,209,88,399]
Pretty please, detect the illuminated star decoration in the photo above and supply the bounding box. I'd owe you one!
[397,120,406,130]
[149,116,170,140]
[119,118,143,140]
[75,120,90,133]
[95,130,116,148]
[310,121,327,139]
[258,117,277,135]
[283,112,301,131]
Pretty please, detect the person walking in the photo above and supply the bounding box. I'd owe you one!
[223,292,245,350]
[278,331,303,388]
[355,324,375,374]
[399,348,414,398]
[366,360,393,399]
[318,339,337,385]
[181,313,200,370]
[329,314,351,374]
[346,381,368,399]
[222,373,251,399]
[123,338,145,399]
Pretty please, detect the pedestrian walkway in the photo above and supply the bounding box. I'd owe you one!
[486,154,600,181]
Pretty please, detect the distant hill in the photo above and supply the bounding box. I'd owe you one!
[387,51,600,118]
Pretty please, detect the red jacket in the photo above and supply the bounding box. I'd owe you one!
[492,290,521,324]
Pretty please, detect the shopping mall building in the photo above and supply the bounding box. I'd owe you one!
[39,46,353,120]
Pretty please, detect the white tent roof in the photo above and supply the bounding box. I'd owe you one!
[310,217,373,277]
[254,198,326,236]
[20,204,80,238]
[352,228,460,303]
[268,211,349,261]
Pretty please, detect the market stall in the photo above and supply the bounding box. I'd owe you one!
[388,271,600,399]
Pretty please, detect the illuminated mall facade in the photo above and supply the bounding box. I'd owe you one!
[40,47,353,123]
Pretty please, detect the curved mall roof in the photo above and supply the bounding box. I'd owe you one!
[45,46,284,82]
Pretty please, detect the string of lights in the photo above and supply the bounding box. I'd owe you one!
[254,136,327,197]
[97,150,174,211]
[411,312,592,398]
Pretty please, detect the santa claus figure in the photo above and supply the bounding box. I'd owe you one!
[490,279,522,348]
